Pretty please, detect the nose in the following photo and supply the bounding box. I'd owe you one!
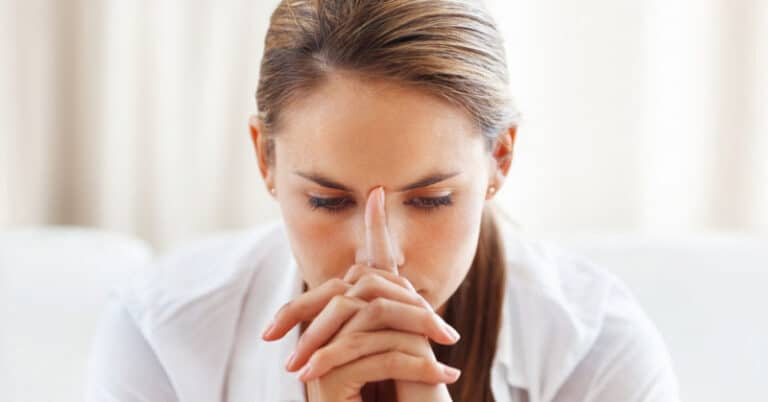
[353,187,405,274]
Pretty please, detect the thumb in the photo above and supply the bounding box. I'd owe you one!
[365,187,398,273]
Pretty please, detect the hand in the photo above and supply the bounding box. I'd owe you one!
[262,187,460,401]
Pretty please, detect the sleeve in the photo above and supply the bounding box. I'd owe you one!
[551,279,682,402]
[85,298,179,402]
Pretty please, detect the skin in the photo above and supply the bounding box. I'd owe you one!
[251,71,516,401]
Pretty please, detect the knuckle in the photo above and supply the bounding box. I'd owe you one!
[342,331,366,350]
[366,297,389,315]
[382,352,401,372]
[358,272,381,287]
[328,278,349,293]
[345,264,366,282]
[359,298,389,325]
[328,294,351,310]
[311,348,328,365]
[421,309,438,329]
[418,358,436,376]
[343,286,358,299]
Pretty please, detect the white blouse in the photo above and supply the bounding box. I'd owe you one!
[85,220,681,402]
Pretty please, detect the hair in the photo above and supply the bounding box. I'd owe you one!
[257,1,519,400]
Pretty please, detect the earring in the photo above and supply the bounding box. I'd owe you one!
[487,186,497,198]
[270,188,276,196]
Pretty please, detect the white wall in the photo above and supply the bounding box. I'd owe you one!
[2,0,766,251]
[487,0,768,235]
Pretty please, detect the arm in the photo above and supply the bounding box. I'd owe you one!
[85,299,179,402]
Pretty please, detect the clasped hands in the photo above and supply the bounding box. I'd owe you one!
[262,187,461,402]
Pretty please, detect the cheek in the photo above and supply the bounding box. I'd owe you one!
[280,198,355,288]
[403,196,484,297]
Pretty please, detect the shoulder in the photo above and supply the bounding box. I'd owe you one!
[99,220,298,401]
[86,300,179,402]
[499,223,618,336]
[496,224,679,401]
[115,220,293,332]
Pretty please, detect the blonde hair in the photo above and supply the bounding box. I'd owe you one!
[256,1,519,400]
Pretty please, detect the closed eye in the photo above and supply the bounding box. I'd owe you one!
[307,195,454,214]
[403,195,453,212]
[307,196,355,214]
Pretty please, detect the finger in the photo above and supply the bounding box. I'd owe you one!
[319,350,461,385]
[262,278,351,341]
[344,264,415,292]
[265,261,423,342]
[298,330,428,381]
[286,294,367,371]
[344,269,432,311]
[365,187,398,272]
[288,268,433,371]
[338,298,460,345]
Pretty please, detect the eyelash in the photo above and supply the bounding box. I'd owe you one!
[307,195,453,214]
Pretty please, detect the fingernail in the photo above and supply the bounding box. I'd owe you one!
[442,364,461,381]
[441,321,460,342]
[298,363,313,381]
[285,352,296,370]
[262,321,275,339]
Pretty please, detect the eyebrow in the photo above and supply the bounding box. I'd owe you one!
[294,171,461,192]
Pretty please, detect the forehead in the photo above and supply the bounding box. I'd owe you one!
[275,72,486,181]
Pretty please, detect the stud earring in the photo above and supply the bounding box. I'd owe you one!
[270,188,276,196]
[487,186,497,197]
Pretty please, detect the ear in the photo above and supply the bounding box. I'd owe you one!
[487,126,517,198]
[249,115,276,197]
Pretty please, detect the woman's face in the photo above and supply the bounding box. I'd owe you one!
[251,72,513,312]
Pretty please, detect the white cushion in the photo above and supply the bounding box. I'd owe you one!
[547,233,768,402]
[0,226,151,402]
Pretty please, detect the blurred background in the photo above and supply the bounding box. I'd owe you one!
[1,1,767,401]
[1,0,767,251]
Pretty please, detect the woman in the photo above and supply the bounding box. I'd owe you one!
[86,1,680,401]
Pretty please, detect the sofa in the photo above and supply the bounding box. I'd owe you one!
[1,225,765,401]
